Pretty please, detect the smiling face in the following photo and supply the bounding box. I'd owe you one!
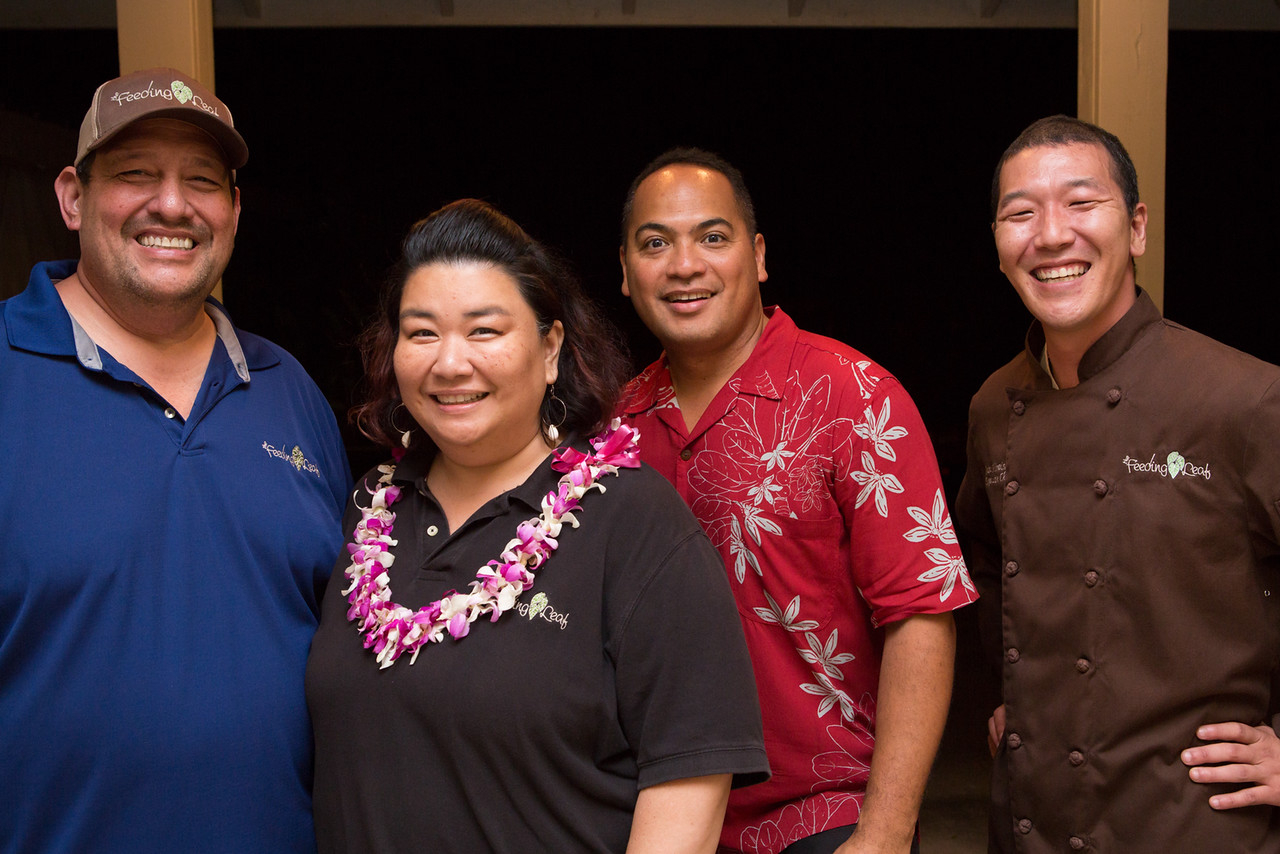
[993,142,1147,349]
[56,118,240,309]
[620,164,767,363]
[393,260,563,468]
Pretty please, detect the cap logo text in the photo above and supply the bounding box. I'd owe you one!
[109,78,221,118]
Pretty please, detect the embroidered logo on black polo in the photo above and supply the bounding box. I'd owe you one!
[1122,451,1211,481]
[516,591,569,630]
[262,440,323,479]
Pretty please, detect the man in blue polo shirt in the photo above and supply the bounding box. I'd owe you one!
[0,68,350,852]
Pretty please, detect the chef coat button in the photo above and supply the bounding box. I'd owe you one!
[1012,399,1026,416]
[679,448,692,461]
[1084,570,1100,587]
[1069,750,1086,766]
[163,406,177,419]
[1017,818,1032,834]
[426,525,439,537]
[1076,657,1092,674]
[1005,647,1020,663]
[1092,479,1108,496]
[1004,560,1020,577]
[1106,387,1122,405]
[1007,732,1022,749]
[1005,480,1020,496]
[1069,836,1087,850]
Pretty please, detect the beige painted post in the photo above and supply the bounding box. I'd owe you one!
[114,0,224,300]
[1078,0,1168,312]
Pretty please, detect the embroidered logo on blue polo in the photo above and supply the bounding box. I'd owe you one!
[262,440,322,478]
[1121,451,1211,482]
[516,591,569,630]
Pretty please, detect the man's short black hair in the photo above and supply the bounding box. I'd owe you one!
[620,146,757,244]
[991,115,1140,220]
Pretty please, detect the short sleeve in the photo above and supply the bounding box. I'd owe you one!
[608,526,769,790]
[835,376,976,626]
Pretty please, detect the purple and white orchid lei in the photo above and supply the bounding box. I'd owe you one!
[342,418,641,669]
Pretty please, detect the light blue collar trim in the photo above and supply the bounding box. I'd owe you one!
[69,300,250,383]
[205,301,250,383]
[67,313,103,370]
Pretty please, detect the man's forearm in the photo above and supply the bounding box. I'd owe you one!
[838,612,956,853]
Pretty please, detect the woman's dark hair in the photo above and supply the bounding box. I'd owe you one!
[352,198,631,451]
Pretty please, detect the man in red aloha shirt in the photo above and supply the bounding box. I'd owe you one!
[617,147,975,854]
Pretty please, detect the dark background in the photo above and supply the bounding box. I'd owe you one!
[3,25,1277,759]
[6,27,1278,482]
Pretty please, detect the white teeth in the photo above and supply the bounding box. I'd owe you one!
[138,235,194,250]
[435,393,486,405]
[1035,264,1088,283]
[666,292,711,303]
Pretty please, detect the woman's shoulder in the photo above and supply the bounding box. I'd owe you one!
[589,460,700,527]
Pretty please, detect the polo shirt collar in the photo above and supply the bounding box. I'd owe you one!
[391,433,589,517]
[8,260,267,382]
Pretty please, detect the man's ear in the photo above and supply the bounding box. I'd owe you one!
[54,167,85,232]
[619,245,631,298]
[1129,201,1148,259]
[754,233,768,284]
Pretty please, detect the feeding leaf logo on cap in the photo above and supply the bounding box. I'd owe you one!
[171,80,194,104]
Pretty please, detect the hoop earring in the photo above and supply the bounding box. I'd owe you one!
[542,385,568,445]
[390,402,414,449]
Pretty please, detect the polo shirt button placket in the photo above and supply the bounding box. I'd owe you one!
[163,406,177,419]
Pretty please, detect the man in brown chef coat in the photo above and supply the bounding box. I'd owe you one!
[957,114,1280,853]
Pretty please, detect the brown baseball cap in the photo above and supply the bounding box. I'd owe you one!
[75,67,248,169]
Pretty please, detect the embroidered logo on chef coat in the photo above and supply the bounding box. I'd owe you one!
[1122,450,1211,481]
[984,462,1008,485]
[261,440,323,479]
[516,591,569,630]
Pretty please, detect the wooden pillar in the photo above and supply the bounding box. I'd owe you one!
[115,0,225,299]
[1078,0,1168,311]
[116,0,216,86]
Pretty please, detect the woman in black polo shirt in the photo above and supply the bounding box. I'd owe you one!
[306,199,768,854]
